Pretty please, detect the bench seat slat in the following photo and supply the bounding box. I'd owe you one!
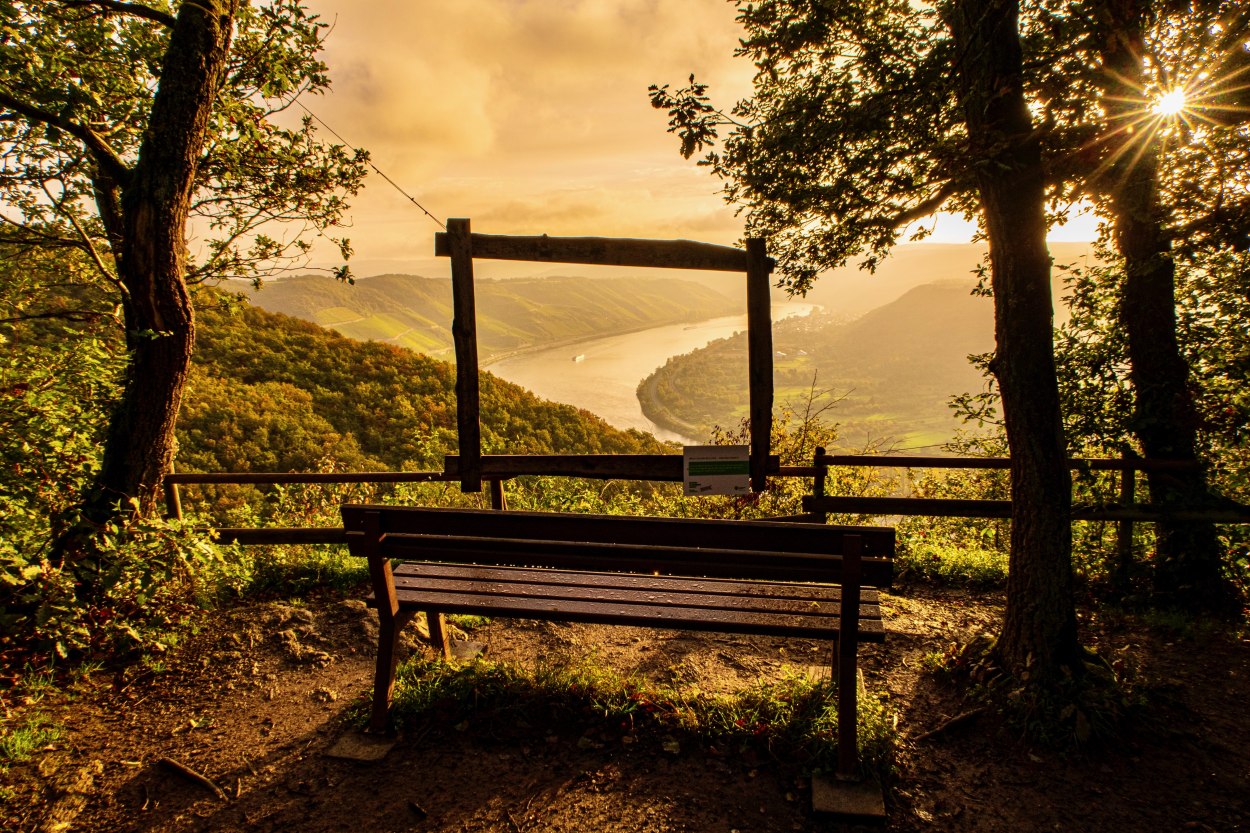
[395,565,885,615]
[382,563,884,641]
[394,561,881,602]
[377,533,893,585]
[345,505,895,561]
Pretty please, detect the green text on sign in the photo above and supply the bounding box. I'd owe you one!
[688,461,751,477]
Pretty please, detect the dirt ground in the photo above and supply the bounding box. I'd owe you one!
[4,584,1249,833]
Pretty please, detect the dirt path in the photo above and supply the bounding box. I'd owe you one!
[3,586,1248,832]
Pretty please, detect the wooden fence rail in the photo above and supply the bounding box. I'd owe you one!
[165,451,1250,547]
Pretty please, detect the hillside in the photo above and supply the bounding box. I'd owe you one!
[639,279,997,448]
[236,273,742,360]
[179,294,670,478]
[797,241,1097,317]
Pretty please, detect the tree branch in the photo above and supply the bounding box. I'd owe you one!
[1171,195,1250,245]
[0,88,132,185]
[0,309,120,325]
[58,0,177,28]
[41,183,118,284]
[864,179,962,229]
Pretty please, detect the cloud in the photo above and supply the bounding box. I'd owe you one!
[298,0,753,266]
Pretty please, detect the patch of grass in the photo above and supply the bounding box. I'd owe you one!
[382,655,896,783]
[0,716,64,763]
[447,614,491,632]
[10,665,58,705]
[898,542,1009,587]
[244,544,368,595]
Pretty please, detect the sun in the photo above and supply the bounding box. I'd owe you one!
[1153,88,1188,117]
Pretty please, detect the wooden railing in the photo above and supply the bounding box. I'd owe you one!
[164,451,1250,547]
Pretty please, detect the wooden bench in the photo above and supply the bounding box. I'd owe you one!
[341,505,894,780]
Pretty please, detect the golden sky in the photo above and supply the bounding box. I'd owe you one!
[296,0,756,276]
[296,0,1096,278]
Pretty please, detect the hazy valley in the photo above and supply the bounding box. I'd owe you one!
[244,243,1096,450]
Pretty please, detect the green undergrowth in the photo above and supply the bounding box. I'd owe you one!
[241,544,368,596]
[896,541,1010,587]
[382,655,897,783]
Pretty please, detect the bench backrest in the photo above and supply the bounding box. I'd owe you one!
[342,505,894,587]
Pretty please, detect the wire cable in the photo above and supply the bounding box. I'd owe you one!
[294,100,445,230]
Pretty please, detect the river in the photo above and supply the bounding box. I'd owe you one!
[486,301,820,444]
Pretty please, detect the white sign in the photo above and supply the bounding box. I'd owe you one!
[683,445,751,496]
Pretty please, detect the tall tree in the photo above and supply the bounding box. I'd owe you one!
[947,0,1078,675]
[652,0,1082,680]
[652,0,1250,617]
[1082,0,1245,612]
[0,1,367,560]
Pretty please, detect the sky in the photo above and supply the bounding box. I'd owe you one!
[293,0,1097,278]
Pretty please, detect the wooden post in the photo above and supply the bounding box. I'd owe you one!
[1115,450,1137,597]
[746,238,774,493]
[489,477,507,510]
[163,463,183,521]
[813,447,828,524]
[448,218,482,493]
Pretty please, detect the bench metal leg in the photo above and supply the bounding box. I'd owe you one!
[370,609,415,733]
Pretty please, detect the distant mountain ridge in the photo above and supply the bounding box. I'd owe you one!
[640,278,1001,448]
[237,273,742,360]
[797,241,1097,317]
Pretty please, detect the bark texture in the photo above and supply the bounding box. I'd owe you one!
[1097,0,1237,614]
[950,0,1081,678]
[75,0,238,533]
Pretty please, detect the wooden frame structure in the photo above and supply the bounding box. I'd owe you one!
[433,218,776,492]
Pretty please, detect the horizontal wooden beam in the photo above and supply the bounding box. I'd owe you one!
[167,471,448,485]
[213,527,349,545]
[802,496,1250,523]
[434,232,773,273]
[818,455,1201,473]
[804,496,1013,518]
[444,454,781,483]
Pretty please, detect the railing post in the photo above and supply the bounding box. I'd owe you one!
[164,463,183,521]
[746,237,773,494]
[1115,449,1137,597]
[448,218,483,493]
[489,477,507,511]
[813,446,828,524]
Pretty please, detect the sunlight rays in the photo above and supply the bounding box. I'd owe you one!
[1077,41,1250,192]
[1153,88,1188,116]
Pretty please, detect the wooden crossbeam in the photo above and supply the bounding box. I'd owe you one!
[435,232,774,273]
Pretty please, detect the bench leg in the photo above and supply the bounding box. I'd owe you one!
[370,609,415,734]
[426,611,452,661]
[834,633,860,781]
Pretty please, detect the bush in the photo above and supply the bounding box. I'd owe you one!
[898,540,1009,587]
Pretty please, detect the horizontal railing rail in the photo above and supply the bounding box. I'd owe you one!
[166,452,1250,546]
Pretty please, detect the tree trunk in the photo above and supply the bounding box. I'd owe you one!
[70,1,238,539]
[1097,0,1237,614]
[950,0,1081,679]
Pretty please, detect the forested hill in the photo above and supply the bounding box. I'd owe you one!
[640,279,996,448]
[236,273,742,359]
[178,295,669,476]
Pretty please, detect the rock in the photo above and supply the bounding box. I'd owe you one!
[39,760,102,833]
